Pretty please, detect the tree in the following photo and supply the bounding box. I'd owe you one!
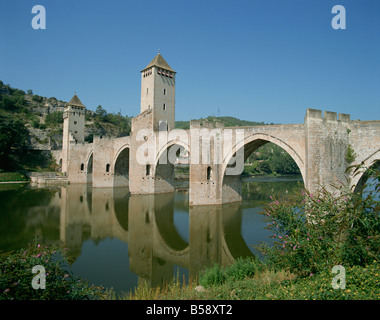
[1,96,17,111]
[31,95,43,103]
[0,113,29,169]
[95,105,107,120]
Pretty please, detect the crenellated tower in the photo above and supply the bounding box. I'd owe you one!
[61,94,86,173]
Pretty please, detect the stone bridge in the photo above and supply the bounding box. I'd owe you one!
[59,53,380,206]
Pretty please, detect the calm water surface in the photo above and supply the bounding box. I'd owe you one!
[0,175,303,294]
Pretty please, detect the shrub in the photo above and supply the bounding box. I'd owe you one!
[345,144,356,163]
[199,264,226,287]
[0,240,105,300]
[256,165,380,276]
[224,257,260,281]
[199,257,262,287]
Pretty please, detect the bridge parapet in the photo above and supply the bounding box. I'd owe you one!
[305,108,351,123]
[190,119,224,129]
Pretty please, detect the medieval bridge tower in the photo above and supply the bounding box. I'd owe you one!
[61,53,380,206]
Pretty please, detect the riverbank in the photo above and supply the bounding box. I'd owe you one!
[125,259,379,300]
[1,243,378,300]
[0,171,29,183]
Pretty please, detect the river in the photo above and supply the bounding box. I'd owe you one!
[0,175,304,295]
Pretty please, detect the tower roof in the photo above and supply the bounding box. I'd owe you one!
[67,94,85,108]
[142,53,175,73]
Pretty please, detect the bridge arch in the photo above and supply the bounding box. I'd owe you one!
[114,144,131,187]
[154,139,190,180]
[350,149,380,193]
[220,133,305,203]
[222,133,306,183]
[155,140,190,168]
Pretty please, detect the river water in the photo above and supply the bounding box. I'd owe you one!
[0,175,304,294]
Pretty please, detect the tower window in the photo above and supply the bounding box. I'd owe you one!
[80,163,84,171]
[74,121,77,125]
[164,89,166,95]
[147,88,149,94]
[163,103,166,110]
[106,164,110,172]
[207,166,212,181]
[146,164,150,176]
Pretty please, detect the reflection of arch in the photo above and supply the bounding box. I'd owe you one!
[114,145,130,187]
[153,194,189,252]
[222,204,254,261]
[222,133,305,184]
[114,191,129,232]
[351,150,380,193]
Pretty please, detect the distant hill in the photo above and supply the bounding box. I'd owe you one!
[175,116,270,130]
[0,80,131,150]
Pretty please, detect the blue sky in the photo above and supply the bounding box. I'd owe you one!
[1,0,379,124]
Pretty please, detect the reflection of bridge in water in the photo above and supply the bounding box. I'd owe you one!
[59,184,256,288]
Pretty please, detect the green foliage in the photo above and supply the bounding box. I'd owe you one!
[244,143,300,176]
[175,116,267,130]
[0,240,105,300]
[92,105,131,136]
[224,257,260,281]
[202,261,380,300]
[199,264,226,287]
[95,105,107,120]
[205,116,266,127]
[199,257,262,287]
[175,120,190,130]
[256,165,380,276]
[276,261,380,300]
[0,113,29,169]
[345,144,356,163]
[31,95,43,103]
[45,111,63,127]
[0,95,27,112]
[14,150,58,172]
[0,172,28,182]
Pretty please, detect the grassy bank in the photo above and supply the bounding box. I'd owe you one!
[126,258,379,300]
[0,171,28,182]
[2,244,378,300]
